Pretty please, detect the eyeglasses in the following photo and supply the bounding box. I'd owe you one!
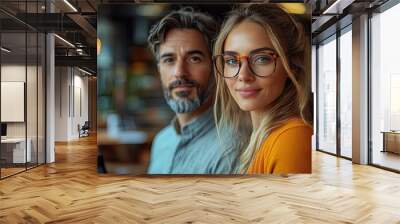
[213,50,279,78]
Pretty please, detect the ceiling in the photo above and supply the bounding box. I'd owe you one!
[0,0,98,73]
[0,0,393,74]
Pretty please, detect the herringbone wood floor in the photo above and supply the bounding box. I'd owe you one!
[1,135,400,223]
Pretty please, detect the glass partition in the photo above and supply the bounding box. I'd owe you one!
[1,30,28,177]
[339,27,352,158]
[370,3,400,171]
[0,1,46,179]
[27,30,38,169]
[317,35,337,155]
[38,32,45,165]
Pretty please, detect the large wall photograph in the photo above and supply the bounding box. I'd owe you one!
[97,3,312,175]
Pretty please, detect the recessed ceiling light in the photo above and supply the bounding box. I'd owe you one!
[54,34,75,48]
[78,67,92,76]
[322,0,354,14]
[1,47,11,53]
[63,0,78,12]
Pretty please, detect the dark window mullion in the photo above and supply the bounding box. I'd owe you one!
[367,10,373,165]
[36,0,39,167]
[25,0,28,171]
[0,19,2,179]
[316,44,320,151]
[337,29,341,157]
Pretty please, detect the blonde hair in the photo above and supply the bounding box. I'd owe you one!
[213,4,312,173]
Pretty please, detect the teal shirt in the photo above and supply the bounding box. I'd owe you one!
[147,108,238,174]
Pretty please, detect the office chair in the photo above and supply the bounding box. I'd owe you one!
[79,121,90,138]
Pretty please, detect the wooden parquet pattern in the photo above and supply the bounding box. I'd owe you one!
[1,135,400,223]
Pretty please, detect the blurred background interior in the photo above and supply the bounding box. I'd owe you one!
[96,3,311,174]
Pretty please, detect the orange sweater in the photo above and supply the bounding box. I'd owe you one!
[247,118,312,174]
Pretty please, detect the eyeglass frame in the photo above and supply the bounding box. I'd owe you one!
[213,47,279,79]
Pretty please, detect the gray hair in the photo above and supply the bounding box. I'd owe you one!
[147,7,218,61]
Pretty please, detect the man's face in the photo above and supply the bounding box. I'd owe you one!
[158,28,213,114]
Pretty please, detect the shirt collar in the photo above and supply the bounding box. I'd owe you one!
[171,107,214,137]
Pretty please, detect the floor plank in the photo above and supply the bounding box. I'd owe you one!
[0,135,399,223]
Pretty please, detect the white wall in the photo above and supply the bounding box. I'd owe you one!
[74,73,89,137]
[54,67,89,141]
[55,67,69,141]
[1,65,26,81]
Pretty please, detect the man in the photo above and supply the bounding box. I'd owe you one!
[147,7,238,174]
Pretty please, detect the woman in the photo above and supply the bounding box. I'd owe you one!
[213,4,312,174]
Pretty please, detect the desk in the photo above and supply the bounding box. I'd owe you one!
[1,138,31,163]
[381,131,400,154]
[97,130,153,174]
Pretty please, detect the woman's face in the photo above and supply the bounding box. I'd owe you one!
[223,21,288,112]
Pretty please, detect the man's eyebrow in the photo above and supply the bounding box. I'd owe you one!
[159,50,206,60]
[159,52,174,59]
[187,50,206,56]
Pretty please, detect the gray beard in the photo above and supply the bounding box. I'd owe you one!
[163,80,214,114]
[166,96,201,114]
